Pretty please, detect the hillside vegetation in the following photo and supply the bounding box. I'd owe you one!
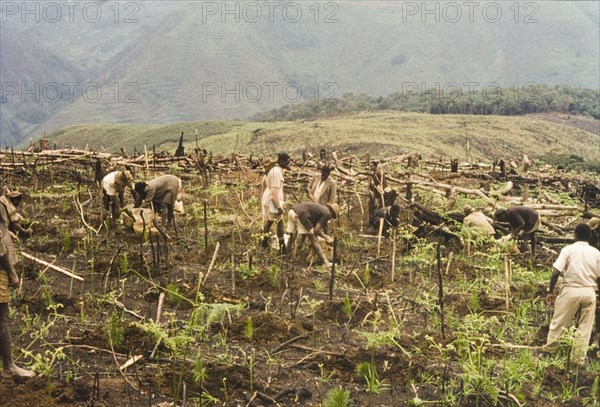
[252,85,600,121]
[46,111,599,162]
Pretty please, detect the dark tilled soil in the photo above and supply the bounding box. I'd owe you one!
[0,163,597,406]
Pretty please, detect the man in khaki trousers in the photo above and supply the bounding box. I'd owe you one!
[543,223,600,366]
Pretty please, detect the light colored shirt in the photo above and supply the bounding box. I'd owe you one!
[553,241,600,288]
[464,212,495,236]
[102,172,119,196]
[313,180,326,204]
[261,165,284,207]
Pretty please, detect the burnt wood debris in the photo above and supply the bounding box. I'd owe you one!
[0,143,599,405]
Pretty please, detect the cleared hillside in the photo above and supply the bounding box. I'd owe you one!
[46,112,600,162]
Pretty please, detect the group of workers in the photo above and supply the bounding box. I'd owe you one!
[468,202,599,366]
[0,151,598,380]
[0,171,184,378]
[260,152,340,267]
[259,152,599,368]
[102,170,183,226]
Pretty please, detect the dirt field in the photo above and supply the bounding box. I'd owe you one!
[0,153,599,407]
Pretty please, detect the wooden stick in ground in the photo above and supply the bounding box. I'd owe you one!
[107,326,139,392]
[504,254,510,310]
[144,145,149,170]
[354,191,364,231]
[149,292,166,359]
[231,254,236,294]
[21,251,84,281]
[436,237,446,339]
[155,292,165,324]
[445,251,454,275]
[391,229,397,282]
[329,238,337,302]
[119,355,143,371]
[377,217,385,257]
[202,241,220,285]
[204,201,208,252]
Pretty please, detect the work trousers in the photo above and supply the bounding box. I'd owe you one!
[544,286,596,364]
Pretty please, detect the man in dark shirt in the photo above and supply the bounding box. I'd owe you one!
[286,202,339,266]
[495,205,540,255]
[370,204,401,237]
[134,174,182,226]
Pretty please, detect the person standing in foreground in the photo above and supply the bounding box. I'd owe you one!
[543,223,600,366]
[261,152,291,251]
[0,193,35,378]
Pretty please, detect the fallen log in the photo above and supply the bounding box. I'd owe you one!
[21,251,84,281]
[490,181,513,197]
[388,178,497,206]
[331,151,355,176]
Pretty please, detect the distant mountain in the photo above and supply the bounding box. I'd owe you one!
[1,1,599,146]
[0,29,84,146]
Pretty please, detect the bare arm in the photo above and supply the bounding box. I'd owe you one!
[545,268,562,306]
[0,256,19,285]
[313,223,334,243]
[271,187,282,209]
[548,268,561,293]
[9,221,32,236]
[510,213,526,237]
[329,181,337,204]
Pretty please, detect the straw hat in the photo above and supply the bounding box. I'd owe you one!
[327,203,341,218]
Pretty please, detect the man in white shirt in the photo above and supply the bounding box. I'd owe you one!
[261,152,290,251]
[102,170,134,222]
[543,223,600,366]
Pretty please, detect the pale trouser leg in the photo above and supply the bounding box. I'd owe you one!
[543,287,596,363]
[285,210,298,255]
[573,293,596,363]
[544,287,582,351]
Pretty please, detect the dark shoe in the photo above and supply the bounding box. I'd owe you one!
[261,236,269,249]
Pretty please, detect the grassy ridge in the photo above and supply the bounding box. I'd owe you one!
[46,111,599,161]
[46,121,242,153]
